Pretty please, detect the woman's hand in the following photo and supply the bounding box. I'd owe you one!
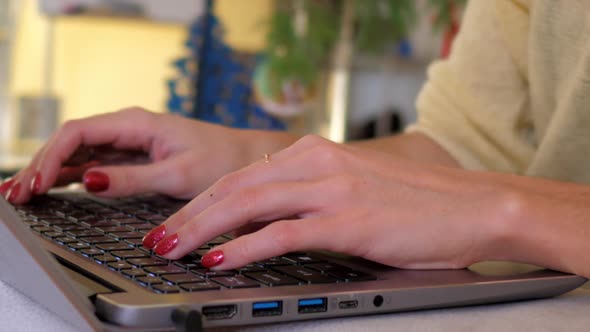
[1,107,297,204]
[144,135,522,271]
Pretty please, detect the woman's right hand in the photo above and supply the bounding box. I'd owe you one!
[1,107,297,204]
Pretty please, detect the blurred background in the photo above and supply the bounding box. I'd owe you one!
[0,0,466,176]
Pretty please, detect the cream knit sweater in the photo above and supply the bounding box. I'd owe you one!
[409,0,590,183]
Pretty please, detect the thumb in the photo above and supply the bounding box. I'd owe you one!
[83,159,182,198]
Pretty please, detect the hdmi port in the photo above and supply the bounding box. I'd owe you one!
[202,304,237,320]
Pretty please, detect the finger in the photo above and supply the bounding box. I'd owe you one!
[54,162,100,187]
[231,221,273,238]
[201,218,328,270]
[151,181,324,259]
[7,142,52,203]
[82,157,185,198]
[165,143,347,233]
[30,108,159,197]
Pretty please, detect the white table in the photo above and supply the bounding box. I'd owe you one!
[2,280,589,332]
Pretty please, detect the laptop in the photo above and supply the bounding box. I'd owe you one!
[0,188,586,331]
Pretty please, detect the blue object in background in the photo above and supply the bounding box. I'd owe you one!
[167,0,286,131]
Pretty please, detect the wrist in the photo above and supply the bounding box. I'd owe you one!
[239,129,300,164]
[480,177,590,277]
[479,185,529,264]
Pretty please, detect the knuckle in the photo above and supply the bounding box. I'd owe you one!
[214,171,244,196]
[325,175,360,194]
[234,187,264,215]
[231,239,256,265]
[120,106,147,115]
[313,143,345,167]
[121,107,156,125]
[267,222,299,253]
[298,134,325,146]
[60,119,82,135]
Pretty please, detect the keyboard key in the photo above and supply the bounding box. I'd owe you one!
[108,261,133,271]
[67,229,103,238]
[23,220,46,228]
[144,265,186,276]
[283,253,325,265]
[135,212,166,222]
[192,269,236,278]
[95,226,129,233]
[127,257,167,268]
[174,257,203,270]
[111,231,144,240]
[94,254,118,264]
[54,225,87,232]
[80,248,103,257]
[31,226,55,233]
[180,282,220,292]
[123,238,145,247]
[102,212,130,219]
[328,270,377,282]
[113,218,146,225]
[95,243,134,252]
[122,268,147,279]
[237,264,266,273]
[306,262,351,273]
[43,218,74,226]
[42,231,65,239]
[81,220,115,228]
[257,257,293,267]
[245,271,300,287]
[162,273,205,285]
[273,266,339,284]
[211,275,261,289]
[67,242,91,250]
[111,249,150,259]
[80,236,118,244]
[54,236,78,245]
[152,284,181,294]
[125,223,154,231]
[137,276,163,286]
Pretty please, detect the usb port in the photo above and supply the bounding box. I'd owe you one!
[252,301,283,317]
[202,304,237,320]
[338,300,358,309]
[298,297,327,314]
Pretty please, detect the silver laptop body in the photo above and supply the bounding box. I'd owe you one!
[0,191,586,331]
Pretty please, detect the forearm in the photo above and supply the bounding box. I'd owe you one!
[349,132,462,168]
[242,130,461,169]
[485,175,590,278]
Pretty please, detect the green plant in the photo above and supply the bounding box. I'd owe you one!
[263,0,467,93]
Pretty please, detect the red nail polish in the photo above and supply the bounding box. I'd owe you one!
[30,172,42,195]
[142,225,167,249]
[83,171,109,192]
[0,179,14,196]
[201,250,224,268]
[7,183,21,203]
[153,234,179,256]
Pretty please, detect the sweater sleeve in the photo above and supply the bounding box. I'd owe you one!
[407,0,535,173]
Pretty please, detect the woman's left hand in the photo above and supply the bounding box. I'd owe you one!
[144,135,516,270]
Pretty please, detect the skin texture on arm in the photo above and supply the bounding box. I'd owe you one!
[349,132,462,168]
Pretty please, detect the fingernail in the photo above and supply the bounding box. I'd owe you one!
[83,171,109,192]
[0,179,14,196]
[142,225,167,249]
[153,234,179,256]
[30,172,42,195]
[7,183,21,203]
[201,250,224,268]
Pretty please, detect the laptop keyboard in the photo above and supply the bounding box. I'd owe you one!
[11,193,376,294]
